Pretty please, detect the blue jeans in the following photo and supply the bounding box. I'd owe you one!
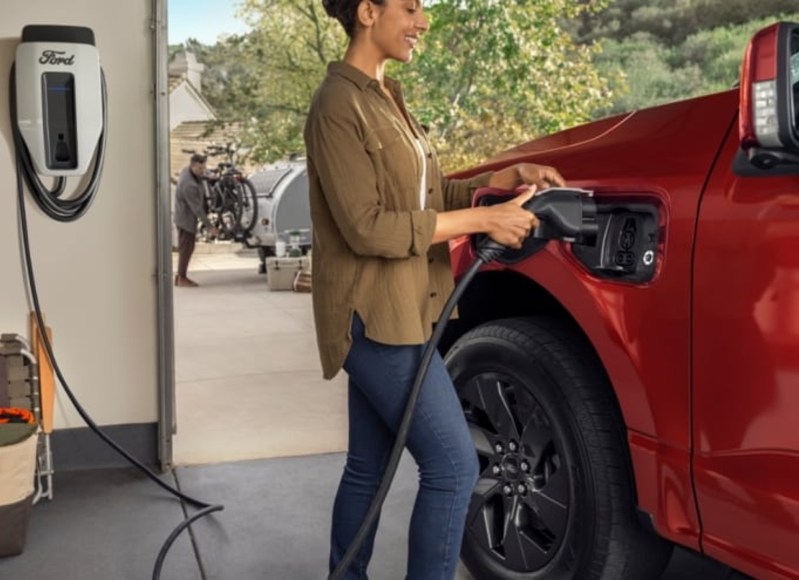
[329,314,479,580]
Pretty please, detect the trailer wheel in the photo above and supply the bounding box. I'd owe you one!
[445,317,672,580]
[236,177,259,234]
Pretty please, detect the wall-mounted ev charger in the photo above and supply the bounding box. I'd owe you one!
[14,25,103,176]
[10,25,107,221]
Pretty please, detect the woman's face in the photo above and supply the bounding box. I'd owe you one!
[369,0,429,63]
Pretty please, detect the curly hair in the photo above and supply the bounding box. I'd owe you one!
[323,0,386,38]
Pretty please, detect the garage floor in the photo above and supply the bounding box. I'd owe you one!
[0,248,746,579]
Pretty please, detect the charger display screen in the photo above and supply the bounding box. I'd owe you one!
[41,72,78,170]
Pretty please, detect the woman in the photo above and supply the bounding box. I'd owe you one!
[304,0,566,578]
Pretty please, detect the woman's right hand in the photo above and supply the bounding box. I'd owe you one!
[482,188,540,249]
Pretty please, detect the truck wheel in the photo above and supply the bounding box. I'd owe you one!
[445,317,672,580]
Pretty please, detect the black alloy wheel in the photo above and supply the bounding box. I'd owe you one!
[460,370,569,573]
[446,317,672,580]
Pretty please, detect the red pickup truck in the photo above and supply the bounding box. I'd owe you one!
[445,21,799,580]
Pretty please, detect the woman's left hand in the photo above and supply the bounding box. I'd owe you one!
[488,162,566,191]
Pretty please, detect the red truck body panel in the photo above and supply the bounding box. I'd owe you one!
[450,88,799,577]
[693,118,799,579]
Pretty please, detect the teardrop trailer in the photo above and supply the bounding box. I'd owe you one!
[245,157,312,274]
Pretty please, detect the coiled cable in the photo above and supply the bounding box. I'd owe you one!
[9,64,105,222]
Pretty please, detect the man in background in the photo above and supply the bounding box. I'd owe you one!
[174,153,218,287]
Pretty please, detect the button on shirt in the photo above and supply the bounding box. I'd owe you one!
[303,61,492,379]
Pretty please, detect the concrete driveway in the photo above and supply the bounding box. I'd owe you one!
[172,245,348,465]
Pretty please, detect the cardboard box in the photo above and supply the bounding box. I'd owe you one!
[266,256,310,291]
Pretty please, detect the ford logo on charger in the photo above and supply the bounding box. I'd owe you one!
[39,50,75,66]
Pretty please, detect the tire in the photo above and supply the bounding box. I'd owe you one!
[445,317,672,580]
[210,182,239,240]
[235,178,258,235]
[218,208,239,239]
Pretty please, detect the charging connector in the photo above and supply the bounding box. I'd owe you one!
[524,187,598,243]
[472,187,598,265]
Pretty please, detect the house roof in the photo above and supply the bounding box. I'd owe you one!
[171,120,231,142]
[168,75,183,93]
[169,74,216,120]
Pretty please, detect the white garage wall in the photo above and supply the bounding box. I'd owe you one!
[0,2,162,432]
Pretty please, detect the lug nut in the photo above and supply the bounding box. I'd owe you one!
[517,484,527,495]
[503,485,513,496]
[492,465,502,476]
[521,461,530,472]
[494,443,504,454]
[509,441,518,452]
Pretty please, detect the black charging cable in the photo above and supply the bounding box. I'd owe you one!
[10,68,223,580]
[329,188,597,580]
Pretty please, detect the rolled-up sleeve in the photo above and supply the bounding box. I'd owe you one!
[410,209,437,255]
[441,171,493,211]
[307,110,437,258]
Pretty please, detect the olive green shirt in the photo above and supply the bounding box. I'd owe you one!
[304,62,492,379]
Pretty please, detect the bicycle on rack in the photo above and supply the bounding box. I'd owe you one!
[183,144,258,242]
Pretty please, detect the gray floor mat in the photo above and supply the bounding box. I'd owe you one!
[0,455,745,580]
[0,467,200,580]
[174,452,425,580]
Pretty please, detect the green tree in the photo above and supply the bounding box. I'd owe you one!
[591,11,799,117]
[172,2,343,163]
[177,1,344,162]
[394,0,612,169]
[574,0,799,46]
[592,33,702,117]
[183,0,612,169]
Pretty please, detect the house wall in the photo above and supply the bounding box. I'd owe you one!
[169,83,214,131]
[0,3,160,439]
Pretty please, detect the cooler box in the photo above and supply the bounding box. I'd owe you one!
[0,416,38,558]
[266,256,310,291]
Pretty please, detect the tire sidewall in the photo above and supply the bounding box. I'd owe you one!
[447,330,600,580]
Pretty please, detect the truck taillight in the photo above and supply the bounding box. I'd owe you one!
[740,23,780,149]
[751,81,779,146]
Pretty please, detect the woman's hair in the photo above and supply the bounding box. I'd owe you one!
[323,0,386,38]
